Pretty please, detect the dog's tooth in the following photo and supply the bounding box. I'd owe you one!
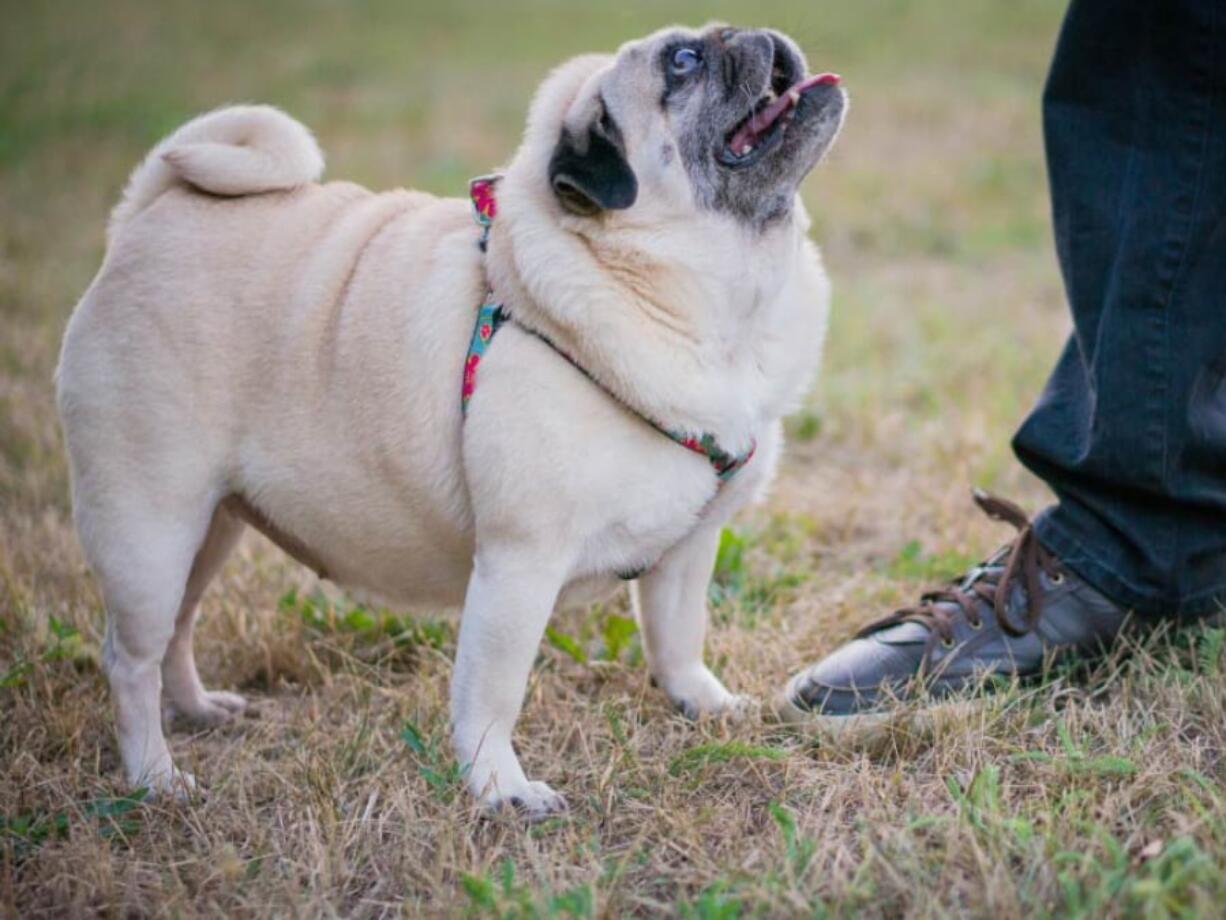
[788,89,801,106]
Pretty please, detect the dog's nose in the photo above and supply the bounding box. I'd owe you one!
[717,30,775,94]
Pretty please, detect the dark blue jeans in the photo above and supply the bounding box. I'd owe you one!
[1013,0,1226,619]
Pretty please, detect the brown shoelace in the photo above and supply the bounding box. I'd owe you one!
[857,491,1064,647]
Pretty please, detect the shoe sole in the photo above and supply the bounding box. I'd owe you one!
[771,614,1226,745]
[771,679,988,746]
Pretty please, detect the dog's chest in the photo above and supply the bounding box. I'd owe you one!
[464,325,755,572]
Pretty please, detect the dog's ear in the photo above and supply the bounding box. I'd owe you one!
[548,108,638,216]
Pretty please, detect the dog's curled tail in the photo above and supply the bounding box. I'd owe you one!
[108,104,324,239]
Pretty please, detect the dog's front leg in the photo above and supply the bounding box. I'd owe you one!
[451,546,567,817]
[635,523,750,719]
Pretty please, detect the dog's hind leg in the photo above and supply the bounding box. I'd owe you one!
[162,504,247,726]
[82,490,223,796]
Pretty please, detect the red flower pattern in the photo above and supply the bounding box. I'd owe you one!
[462,354,480,400]
[470,178,497,221]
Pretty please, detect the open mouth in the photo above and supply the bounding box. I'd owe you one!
[719,70,841,168]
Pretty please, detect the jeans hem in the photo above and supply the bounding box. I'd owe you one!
[1034,508,1226,621]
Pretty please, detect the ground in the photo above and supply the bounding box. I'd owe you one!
[2,1,1224,916]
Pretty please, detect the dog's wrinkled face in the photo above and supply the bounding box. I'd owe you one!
[547,24,846,229]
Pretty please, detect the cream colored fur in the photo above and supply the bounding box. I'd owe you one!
[108,104,325,240]
[57,32,837,815]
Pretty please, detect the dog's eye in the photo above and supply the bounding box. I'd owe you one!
[670,47,703,77]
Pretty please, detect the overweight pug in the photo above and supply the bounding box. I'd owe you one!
[57,24,845,815]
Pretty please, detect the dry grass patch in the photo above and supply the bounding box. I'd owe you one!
[4,0,1225,916]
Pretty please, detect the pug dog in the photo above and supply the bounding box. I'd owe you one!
[56,24,845,815]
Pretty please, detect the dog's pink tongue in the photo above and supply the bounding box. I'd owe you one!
[728,72,841,156]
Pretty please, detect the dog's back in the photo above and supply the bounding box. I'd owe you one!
[57,101,482,637]
[53,103,488,794]
[60,105,336,436]
[58,108,343,511]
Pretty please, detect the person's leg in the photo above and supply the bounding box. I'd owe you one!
[1014,0,1226,621]
[776,0,1226,726]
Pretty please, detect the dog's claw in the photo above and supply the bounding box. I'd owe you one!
[484,782,568,820]
[139,767,200,802]
[168,689,249,727]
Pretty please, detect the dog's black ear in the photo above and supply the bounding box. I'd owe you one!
[548,113,638,216]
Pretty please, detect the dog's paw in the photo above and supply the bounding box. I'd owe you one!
[139,766,200,801]
[677,691,754,722]
[484,781,568,821]
[657,665,752,720]
[168,690,249,727]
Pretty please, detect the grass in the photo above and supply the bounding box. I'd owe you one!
[2,0,1224,915]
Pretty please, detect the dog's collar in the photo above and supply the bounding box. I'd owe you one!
[462,175,755,482]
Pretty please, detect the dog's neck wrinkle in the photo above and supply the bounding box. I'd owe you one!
[480,193,811,451]
[572,231,704,345]
[485,231,737,445]
[487,221,775,367]
[570,214,804,348]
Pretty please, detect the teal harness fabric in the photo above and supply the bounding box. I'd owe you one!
[461,175,755,482]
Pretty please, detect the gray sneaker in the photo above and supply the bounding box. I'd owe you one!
[775,492,1134,730]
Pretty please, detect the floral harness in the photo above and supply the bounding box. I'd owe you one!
[461,175,755,483]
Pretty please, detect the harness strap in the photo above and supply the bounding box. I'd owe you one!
[460,300,505,414]
[461,175,755,482]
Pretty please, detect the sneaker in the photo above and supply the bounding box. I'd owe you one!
[774,491,1134,732]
